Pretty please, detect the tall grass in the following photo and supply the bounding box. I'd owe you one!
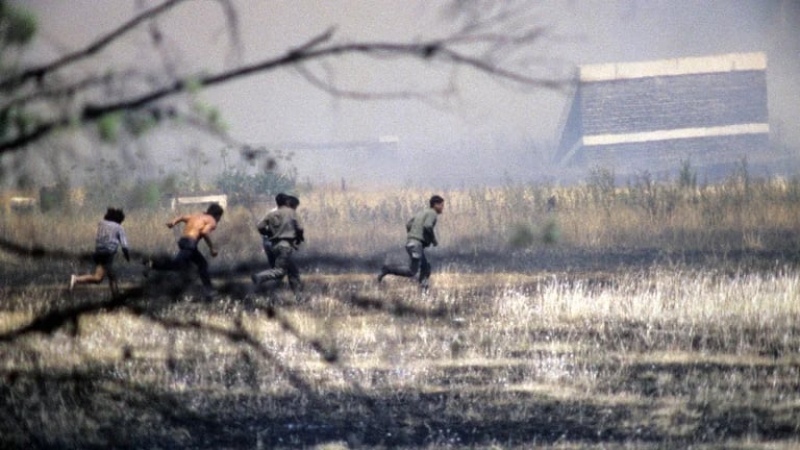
[2,174,798,262]
[2,175,800,448]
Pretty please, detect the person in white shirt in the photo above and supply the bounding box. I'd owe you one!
[70,207,130,297]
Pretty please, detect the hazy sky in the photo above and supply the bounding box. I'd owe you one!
[15,0,800,186]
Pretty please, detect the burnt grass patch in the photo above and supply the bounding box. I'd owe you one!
[0,363,665,448]
[1,246,800,448]
[2,359,797,448]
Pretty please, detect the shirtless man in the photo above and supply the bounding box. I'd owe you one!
[148,203,223,295]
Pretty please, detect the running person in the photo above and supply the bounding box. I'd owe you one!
[258,192,288,269]
[378,195,444,289]
[70,207,130,297]
[147,203,223,296]
[251,195,304,297]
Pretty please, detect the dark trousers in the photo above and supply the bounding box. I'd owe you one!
[253,242,301,292]
[92,251,116,278]
[381,240,431,287]
[152,237,212,289]
[262,237,277,268]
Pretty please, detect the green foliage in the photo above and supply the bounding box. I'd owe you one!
[541,218,560,245]
[183,76,204,94]
[204,106,226,133]
[127,181,162,209]
[183,75,228,133]
[158,173,181,198]
[192,100,227,133]
[13,108,35,133]
[215,169,296,207]
[0,107,39,141]
[123,110,157,137]
[508,222,536,249]
[0,1,37,47]
[38,178,70,212]
[97,113,122,143]
[508,219,560,248]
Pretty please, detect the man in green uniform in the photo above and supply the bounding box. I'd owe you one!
[378,195,444,289]
[251,195,304,295]
[259,192,288,269]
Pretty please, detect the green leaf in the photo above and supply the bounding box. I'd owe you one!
[1,4,37,46]
[184,76,203,94]
[97,112,122,142]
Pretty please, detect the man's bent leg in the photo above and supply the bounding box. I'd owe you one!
[419,252,431,289]
[263,238,277,268]
[380,241,422,280]
[108,274,120,298]
[286,256,302,293]
[252,267,287,285]
[190,249,212,289]
[253,244,291,285]
[104,260,119,297]
[152,243,193,272]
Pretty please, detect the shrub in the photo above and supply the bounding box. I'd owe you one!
[508,222,536,249]
[541,218,560,245]
[215,169,296,207]
[127,181,162,209]
[39,178,70,212]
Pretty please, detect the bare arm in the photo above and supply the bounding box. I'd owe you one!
[166,215,189,229]
[200,219,218,257]
[201,234,218,257]
[118,227,131,261]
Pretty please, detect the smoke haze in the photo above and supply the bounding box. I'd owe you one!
[14,0,800,188]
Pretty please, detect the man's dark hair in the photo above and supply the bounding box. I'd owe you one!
[429,195,444,208]
[104,207,125,224]
[286,195,300,209]
[206,203,224,220]
[275,193,288,207]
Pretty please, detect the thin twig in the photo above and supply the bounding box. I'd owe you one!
[0,0,189,91]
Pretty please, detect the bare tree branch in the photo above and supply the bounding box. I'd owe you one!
[213,0,243,66]
[2,73,115,111]
[436,46,564,89]
[0,0,189,91]
[294,64,453,102]
[1,25,564,154]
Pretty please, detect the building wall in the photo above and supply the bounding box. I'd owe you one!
[580,71,767,135]
[575,133,768,179]
[555,88,583,165]
[555,52,771,178]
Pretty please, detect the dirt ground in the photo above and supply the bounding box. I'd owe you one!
[1,247,799,449]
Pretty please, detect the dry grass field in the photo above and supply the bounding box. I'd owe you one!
[1,177,800,449]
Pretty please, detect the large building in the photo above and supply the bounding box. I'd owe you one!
[555,52,770,178]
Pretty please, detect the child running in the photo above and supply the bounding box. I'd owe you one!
[69,207,130,297]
